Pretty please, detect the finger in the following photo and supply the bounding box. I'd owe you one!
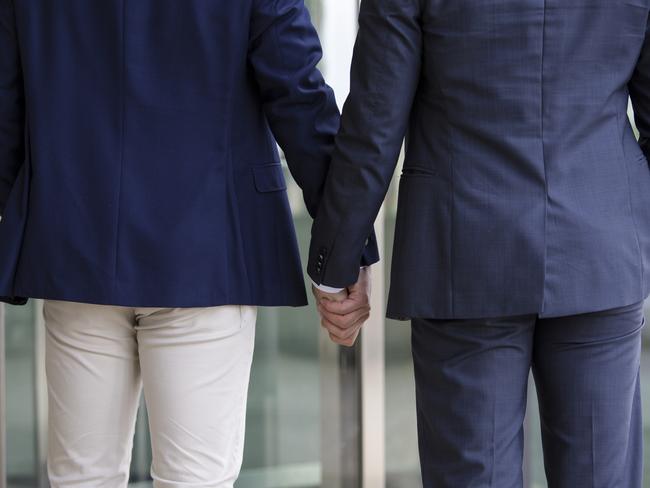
[319,305,370,329]
[320,318,361,340]
[329,329,361,347]
[321,314,369,340]
[347,313,370,330]
[321,310,371,332]
[321,316,364,340]
[317,304,370,327]
[329,331,359,347]
[321,296,368,315]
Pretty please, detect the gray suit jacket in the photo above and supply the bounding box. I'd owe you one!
[308,0,650,320]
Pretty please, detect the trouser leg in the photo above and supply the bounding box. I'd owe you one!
[44,300,142,488]
[411,315,535,488]
[532,301,644,488]
[135,305,257,488]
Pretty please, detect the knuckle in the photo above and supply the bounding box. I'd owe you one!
[332,315,346,327]
[337,319,352,329]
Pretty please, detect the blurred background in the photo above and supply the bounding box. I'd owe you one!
[2,1,649,487]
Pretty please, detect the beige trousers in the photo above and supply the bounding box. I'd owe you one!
[42,299,257,488]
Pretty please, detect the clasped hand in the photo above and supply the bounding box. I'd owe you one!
[311,267,372,347]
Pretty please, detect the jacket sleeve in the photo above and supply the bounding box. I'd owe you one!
[248,0,339,218]
[630,11,650,160]
[307,0,422,288]
[0,0,24,218]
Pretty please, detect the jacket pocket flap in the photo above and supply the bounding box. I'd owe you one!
[252,164,287,193]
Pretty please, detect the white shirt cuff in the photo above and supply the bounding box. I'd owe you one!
[311,280,345,293]
[311,266,368,294]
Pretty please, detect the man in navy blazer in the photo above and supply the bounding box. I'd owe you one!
[0,0,379,307]
[311,0,650,486]
[0,0,376,486]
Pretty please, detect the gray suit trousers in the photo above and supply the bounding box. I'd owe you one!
[412,301,644,488]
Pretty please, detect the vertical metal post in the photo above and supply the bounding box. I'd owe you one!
[33,300,48,487]
[320,339,362,488]
[0,303,6,488]
[318,1,368,487]
[361,215,386,488]
[319,200,387,488]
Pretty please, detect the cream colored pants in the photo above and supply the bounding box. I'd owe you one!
[42,299,257,488]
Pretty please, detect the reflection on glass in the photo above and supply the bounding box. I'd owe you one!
[5,304,38,487]
[238,183,321,487]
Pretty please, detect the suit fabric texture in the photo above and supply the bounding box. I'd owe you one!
[308,0,650,320]
[306,2,650,486]
[411,301,644,488]
[0,0,379,308]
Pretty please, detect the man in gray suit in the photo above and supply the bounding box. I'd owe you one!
[309,0,650,485]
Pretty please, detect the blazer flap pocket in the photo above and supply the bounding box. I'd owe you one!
[252,164,287,193]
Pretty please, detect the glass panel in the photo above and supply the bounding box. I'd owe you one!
[237,180,322,488]
[383,160,423,488]
[5,303,38,488]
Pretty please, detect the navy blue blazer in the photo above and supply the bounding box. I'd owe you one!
[0,0,378,307]
[309,0,650,319]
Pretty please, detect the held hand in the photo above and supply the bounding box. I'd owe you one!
[316,267,372,347]
[311,284,348,304]
[311,285,350,345]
